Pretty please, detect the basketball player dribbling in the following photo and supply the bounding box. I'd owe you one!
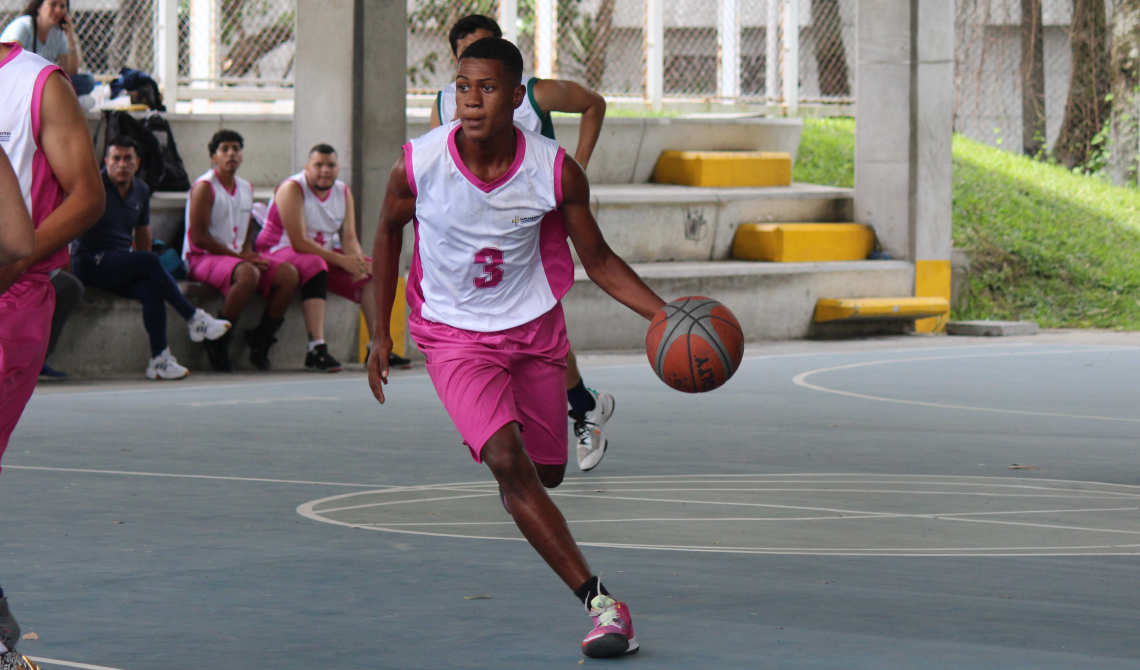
[0,40,105,669]
[367,38,667,657]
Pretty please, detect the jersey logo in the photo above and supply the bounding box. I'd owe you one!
[512,214,543,226]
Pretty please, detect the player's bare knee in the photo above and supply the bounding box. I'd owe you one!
[535,463,565,489]
[277,262,300,289]
[234,263,260,287]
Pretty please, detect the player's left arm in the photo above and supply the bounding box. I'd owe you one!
[134,223,153,252]
[560,157,664,320]
[0,71,104,295]
[532,79,606,169]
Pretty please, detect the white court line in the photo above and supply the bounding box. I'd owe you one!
[181,395,340,407]
[792,347,1140,422]
[940,516,1140,536]
[25,657,129,670]
[353,507,1140,527]
[315,492,497,514]
[2,465,398,489]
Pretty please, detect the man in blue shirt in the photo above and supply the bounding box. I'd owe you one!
[72,136,231,379]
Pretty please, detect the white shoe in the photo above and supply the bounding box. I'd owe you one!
[146,348,189,380]
[575,390,615,472]
[188,308,231,342]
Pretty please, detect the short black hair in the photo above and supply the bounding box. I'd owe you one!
[458,38,523,86]
[309,143,337,156]
[449,15,502,57]
[106,136,140,155]
[209,129,244,156]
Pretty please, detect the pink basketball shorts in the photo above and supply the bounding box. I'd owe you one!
[186,252,285,298]
[0,274,55,467]
[264,247,370,303]
[409,303,571,466]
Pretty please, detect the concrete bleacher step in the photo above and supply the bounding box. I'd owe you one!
[733,223,875,262]
[541,259,917,353]
[652,151,793,187]
[813,297,950,323]
[586,183,854,264]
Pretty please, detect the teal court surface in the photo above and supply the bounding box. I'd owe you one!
[3,331,1140,669]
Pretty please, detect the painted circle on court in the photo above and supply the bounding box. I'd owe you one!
[298,474,1140,556]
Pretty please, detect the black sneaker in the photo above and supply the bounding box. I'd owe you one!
[204,330,234,372]
[245,330,276,371]
[388,352,414,370]
[305,343,343,373]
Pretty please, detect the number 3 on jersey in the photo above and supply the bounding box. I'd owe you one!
[473,247,504,289]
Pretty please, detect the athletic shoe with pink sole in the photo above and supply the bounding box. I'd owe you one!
[582,595,639,658]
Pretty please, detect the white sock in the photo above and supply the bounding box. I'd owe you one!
[307,339,325,352]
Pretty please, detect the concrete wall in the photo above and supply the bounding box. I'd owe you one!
[407,115,803,184]
[47,285,361,379]
[89,113,801,191]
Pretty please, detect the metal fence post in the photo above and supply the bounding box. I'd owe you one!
[646,0,664,110]
[536,0,555,78]
[782,0,799,116]
[718,0,739,100]
[154,0,179,105]
[499,0,518,45]
[766,0,779,102]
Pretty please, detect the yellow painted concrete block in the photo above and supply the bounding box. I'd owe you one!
[814,296,951,323]
[914,259,952,333]
[359,276,406,362]
[653,151,793,187]
[733,223,875,262]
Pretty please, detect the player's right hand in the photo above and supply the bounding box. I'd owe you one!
[367,335,393,404]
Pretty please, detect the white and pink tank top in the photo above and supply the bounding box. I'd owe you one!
[404,120,573,332]
[0,43,67,276]
[257,172,346,254]
[182,169,254,260]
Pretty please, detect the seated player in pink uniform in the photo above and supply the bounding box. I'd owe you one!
[185,130,300,371]
[255,145,409,372]
[368,38,667,658]
[0,40,105,669]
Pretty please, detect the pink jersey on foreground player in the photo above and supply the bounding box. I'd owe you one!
[0,42,103,461]
[366,37,666,659]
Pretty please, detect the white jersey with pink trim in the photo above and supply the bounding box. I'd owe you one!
[404,120,574,333]
[182,169,254,260]
[0,43,67,276]
[257,172,346,254]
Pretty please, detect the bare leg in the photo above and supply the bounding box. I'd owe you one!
[265,262,299,320]
[566,348,582,390]
[221,263,259,322]
[301,298,326,341]
[482,422,591,590]
[359,281,377,340]
[534,462,566,489]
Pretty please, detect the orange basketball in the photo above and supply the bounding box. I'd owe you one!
[645,296,745,393]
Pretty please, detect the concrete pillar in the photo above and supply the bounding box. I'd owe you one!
[645,0,664,110]
[154,0,179,103]
[293,0,406,252]
[854,0,953,332]
[719,0,739,99]
[536,0,556,78]
[782,0,799,116]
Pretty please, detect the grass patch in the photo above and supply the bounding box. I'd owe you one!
[794,118,1140,329]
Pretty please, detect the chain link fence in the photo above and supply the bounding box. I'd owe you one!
[0,0,294,88]
[954,0,1074,151]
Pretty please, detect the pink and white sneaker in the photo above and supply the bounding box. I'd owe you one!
[582,595,639,658]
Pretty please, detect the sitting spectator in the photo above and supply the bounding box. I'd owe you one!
[1,0,96,95]
[38,268,82,381]
[184,130,299,372]
[72,137,231,380]
[256,144,387,372]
